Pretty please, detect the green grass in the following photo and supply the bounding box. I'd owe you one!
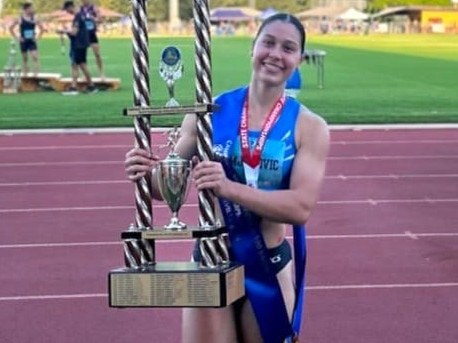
[0,34,457,129]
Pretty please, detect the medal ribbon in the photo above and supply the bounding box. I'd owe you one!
[239,90,286,187]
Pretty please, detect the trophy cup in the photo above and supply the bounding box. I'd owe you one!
[156,128,191,230]
[159,46,183,107]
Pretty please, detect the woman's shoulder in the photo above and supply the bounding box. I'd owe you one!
[214,86,247,103]
[295,104,329,146]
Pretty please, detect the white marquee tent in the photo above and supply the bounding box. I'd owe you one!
[337,7,369,20]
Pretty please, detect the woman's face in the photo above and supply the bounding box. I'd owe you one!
[251,21,303,87]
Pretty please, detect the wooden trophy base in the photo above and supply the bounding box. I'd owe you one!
[109,262,244,308]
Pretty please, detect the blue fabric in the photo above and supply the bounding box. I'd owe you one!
[80,4,97,32]
[212,87,307,342]
[216,158,292,343]
[68,12,89,49]
[20,16,36,40]
[213,86,300,190]
[286,68,302,90]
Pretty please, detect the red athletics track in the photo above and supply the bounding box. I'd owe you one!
[1,127,458,343]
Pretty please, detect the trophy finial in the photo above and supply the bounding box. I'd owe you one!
[165,127,180,155]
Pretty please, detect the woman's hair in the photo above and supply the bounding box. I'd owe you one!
[254,13,306,54]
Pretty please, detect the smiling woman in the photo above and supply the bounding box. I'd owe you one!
[124,12,330,343]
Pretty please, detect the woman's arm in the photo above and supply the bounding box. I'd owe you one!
[194,108,330,225]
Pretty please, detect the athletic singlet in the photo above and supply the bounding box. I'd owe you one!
[213,87,300,190]
[20,15,36,40]
[80,4,97,31]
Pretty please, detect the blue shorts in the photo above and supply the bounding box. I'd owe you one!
[20,40,37,53]
[88,30,99,45]
[69,47,87,65]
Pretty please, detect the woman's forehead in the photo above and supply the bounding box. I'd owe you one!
[257,21,302,43]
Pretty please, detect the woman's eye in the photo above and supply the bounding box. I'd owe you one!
[283,45,296,53]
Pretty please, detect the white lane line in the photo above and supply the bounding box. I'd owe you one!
[328,155,458,160]
[326,173,458,180]
[0,242,121,249]
[2,198,458,213]
[405,231,419,240]
[332,140,458,145]
[2,173,458,187]
[0,140,457,151]
[0,145,151,151]
[1,282,458,301]
[0,161,122,167]
[1,123,457,136]
[0,293,107,301]
[1,155,457,167]
[307,282,458,291]
[0,180,129,187]
[2,232,458,249]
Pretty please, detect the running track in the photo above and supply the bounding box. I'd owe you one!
[1,127,457,343]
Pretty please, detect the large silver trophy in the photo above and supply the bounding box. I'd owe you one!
[156,128,191,230]
[108,0,244,309]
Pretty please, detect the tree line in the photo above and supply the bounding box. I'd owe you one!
[1,0,453,19]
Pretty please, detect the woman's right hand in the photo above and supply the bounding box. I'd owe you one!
[124,148,159,182]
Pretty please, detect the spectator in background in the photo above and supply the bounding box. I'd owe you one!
[9,2,45,77]
[59,1,98,95]
[285,68,302,98]
[80,0,105,79]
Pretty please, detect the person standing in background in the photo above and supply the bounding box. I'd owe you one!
[80,0,105,79]
[9,2,45,77]
[59,1,97,95]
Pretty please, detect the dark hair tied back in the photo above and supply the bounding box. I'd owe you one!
[255,13,306,54]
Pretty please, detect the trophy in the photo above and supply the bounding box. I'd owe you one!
[156,128,191,230]
[109,0,244,309]
[2,40,21,94]
[159,46,183,107]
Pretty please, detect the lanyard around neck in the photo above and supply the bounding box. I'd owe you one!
[239,90,285,187]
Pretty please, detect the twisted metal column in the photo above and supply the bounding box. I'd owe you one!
[124,0,154,268]
[193,0,230,267]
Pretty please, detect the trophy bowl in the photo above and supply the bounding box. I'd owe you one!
[156,155,191,230]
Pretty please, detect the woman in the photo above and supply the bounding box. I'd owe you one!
[125,13,329,343]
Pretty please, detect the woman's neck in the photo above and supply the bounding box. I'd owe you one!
[247,81,284,129]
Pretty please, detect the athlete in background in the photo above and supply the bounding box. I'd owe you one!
[9,2,45,77]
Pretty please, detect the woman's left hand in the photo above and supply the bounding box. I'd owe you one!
[192,159,232,198]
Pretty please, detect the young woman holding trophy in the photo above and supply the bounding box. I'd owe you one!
[125,13,329,343]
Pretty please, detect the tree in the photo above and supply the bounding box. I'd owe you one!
[367,0,452,11]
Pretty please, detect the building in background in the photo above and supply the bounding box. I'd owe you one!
[310,0,367,11]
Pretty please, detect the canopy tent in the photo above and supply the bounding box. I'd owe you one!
[210,7,259,22]
[337,8,369,20]
[296,6,347,19]
[371,6,410,18]
[258,7,278,20]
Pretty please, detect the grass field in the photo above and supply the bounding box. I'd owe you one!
[0,34,457,129]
